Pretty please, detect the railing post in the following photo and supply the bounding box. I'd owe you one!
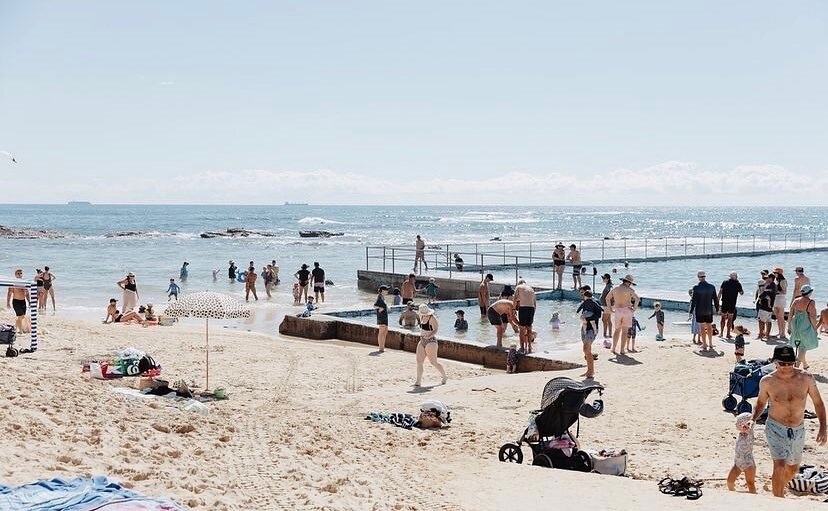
[644,238,648,259]
[784,234,787,250]
[721,235,723,254]
[736,235,739,253]
[753,235,756,253]
[503,244,506,264]
[769,234,772,250]
[392,248,395,274]
[515,256,519,283]
[366,247,369,270]
[624,239,627,261]
[799,233,802,248]
[529,242,533,263]
[702,236,705,254]
[382,247,386,272]
[665,237,668,257]
[684,237,687,256]
[601,239,605,261]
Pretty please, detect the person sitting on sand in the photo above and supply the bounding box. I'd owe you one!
[143,304,159,326]
[487,298,518,348]
[104,298,143,324]
[399,302,419,328]
[733,325,749,362]
[727,412,756,493]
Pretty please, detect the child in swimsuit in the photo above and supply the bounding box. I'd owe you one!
[648,302,665,340]
[167,279,180,301]
[549,311,561,330]
[292,283,301,305]
[426,278,438,304]
[733,325,749,362]
[454,310,468,331]
[726,412,756,493]
[627,316,644,351]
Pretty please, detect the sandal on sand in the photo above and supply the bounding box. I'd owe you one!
[658,477,703,500]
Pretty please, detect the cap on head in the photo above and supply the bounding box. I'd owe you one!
[127,272,135,277]
[455,310,464,316]
[796,267,804,272]
[772,345,796,363]
[800,284,814,295]
[697,271,706,278]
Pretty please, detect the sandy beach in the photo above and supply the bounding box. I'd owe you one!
[0,308,825,510]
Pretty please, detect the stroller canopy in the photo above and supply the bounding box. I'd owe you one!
[535,377,604,437]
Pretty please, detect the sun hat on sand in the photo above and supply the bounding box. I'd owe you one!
[418,304,434,316]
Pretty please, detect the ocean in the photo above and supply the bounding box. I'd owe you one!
[1,205,826,338]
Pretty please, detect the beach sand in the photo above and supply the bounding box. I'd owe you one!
[0,310,826,510]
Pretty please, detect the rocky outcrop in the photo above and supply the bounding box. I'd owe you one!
[199,228,278,239]
[0,225,67,239]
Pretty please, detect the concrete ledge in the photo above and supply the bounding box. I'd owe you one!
[278,314,582,372]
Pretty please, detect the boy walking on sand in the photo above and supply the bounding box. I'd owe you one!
[166,278,180,301]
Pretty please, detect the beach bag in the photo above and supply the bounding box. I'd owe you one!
[420,400,451,424]
[138,355,158,374]
[788,465,828,494]
[589,451,628,476]
[0,324,15,344]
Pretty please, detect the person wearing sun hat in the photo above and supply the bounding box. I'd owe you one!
[414,303,447,387]
[772,267,788,340]
[787,284,819,370]
[605,274,640,355]
[752,343,826,498]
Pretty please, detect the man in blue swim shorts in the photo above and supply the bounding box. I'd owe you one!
[753,345,826,498]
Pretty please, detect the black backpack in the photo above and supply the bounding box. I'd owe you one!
[138,355,158,374]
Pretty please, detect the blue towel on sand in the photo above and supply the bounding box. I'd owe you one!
[0,476,186,510]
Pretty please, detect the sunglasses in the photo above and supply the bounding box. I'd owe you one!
[775,361,795,367]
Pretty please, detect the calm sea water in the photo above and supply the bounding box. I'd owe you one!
[1,205,826,338]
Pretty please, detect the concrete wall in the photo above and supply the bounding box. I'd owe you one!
[279,314,582,372]
[357,270,513,300]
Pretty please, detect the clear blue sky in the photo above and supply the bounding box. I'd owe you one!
[1,1,827,204]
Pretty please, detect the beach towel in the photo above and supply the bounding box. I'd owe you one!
[0,476,186,510]
[365,412,419,430]
[789,465,828,494]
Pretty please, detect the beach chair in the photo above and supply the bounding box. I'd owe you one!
[498,377,604,471]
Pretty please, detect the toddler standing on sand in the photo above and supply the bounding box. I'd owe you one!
[733,325,749,362]
[726,412,756,493]
[627,316,643,352]
[506,343,519,373]
[648,302,665,341]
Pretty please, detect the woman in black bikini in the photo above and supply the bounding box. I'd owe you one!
[552,243,566,290]
[42,265,56,311]
[414,304,447,387]
[35,269,45,311]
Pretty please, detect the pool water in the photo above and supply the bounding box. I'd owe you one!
[351,299,692,353]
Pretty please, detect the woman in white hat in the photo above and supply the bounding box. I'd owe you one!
[117,272,139,312]
[415,304,448,387]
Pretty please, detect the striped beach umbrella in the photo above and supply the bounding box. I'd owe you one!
[164,292,251,390]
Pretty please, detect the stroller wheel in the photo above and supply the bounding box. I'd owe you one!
[722,395,737,411]
[532,453,552,468]
[575,450,593,472]
[5,346,18,358]
[498,443,523,464]
[737,400,752,414]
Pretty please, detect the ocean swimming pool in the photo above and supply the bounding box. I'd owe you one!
[339,298,693,353]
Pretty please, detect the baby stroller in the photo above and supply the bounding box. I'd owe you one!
[498,377,604,471]
[0,324,18,357]
[722,359,771,414]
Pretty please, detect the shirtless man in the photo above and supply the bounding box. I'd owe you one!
[513,279,537,352]
[752,345,826,498]
[606,274,639,355]
[478,273,494,316]
[486,298,519,348]
[398,302,419,328]
[413,235,428,273]
[566,244,582,289]
[790,267,810,307]
[401,273,416,305]
[42,265,56,311]
[5,269,30,333]
[552,243,566,290]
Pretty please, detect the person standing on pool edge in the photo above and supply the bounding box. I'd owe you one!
[401,273,416,305]
[513,279,536,353]
[752,345,826,498]
[552,243,565,290]
[478,273,493,316]
[413,235,428,273]
[566,244,582,290]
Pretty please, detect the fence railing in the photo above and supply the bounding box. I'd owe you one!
[364,232,827,280]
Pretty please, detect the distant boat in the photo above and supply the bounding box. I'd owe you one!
[284,202,308,206]
[67,201,92,206]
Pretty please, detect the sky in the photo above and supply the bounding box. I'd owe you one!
[1,1,827,205]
